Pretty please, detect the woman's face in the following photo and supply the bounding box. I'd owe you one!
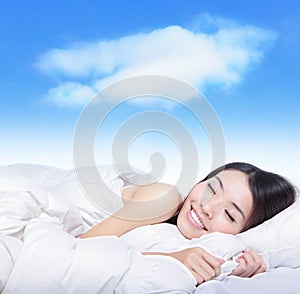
[177,170,254,240]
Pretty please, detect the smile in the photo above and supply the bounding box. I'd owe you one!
[187,208,207,230]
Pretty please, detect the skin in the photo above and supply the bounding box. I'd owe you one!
[79,182,182,238]
[177,170,254,239]
[79,170,266,285]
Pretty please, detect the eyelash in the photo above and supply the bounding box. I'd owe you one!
[208,183,216,194]
[225,209,235,222]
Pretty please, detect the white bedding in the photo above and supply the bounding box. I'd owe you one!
[0,164,299,293]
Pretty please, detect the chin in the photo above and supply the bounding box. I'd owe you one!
[179,227,205,240]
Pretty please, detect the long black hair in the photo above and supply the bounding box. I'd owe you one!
[166,162,296,231]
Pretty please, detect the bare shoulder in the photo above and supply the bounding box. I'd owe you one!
[80,182,183,239]
[120,182,183,223]
[122,182,182,202]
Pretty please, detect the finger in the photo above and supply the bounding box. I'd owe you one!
[187,253,216,278]
[189,248,223,277]
[231,258,247,276]
[253,264,267,275]
[192,264,215,282]
[241,250,256,263]
[188,263,216,285]
[251,251,266,271]
[240,250,267,277]
[190,251,220,280]
[188,267,205,285]
[201,249,224,266]
[199,249,224,275]
[251,254,267,275]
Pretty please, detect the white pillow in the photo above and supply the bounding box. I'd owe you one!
[236,198,300,269]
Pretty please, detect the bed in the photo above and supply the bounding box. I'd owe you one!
[0,163,299,293]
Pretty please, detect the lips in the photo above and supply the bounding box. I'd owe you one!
[187,207,207,230]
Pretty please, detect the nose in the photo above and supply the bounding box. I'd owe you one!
[201,195,221,219]
[201,202,214,219]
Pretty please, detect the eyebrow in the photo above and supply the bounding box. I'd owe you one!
[215,176,224,190]
[215,175,245,220]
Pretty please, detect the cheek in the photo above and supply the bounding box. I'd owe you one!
[187,184,205,202]
[210,216,240,234]
[212,221,230,233]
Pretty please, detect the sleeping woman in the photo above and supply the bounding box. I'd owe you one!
[79,162,296,285]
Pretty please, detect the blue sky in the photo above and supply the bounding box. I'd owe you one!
[1,0,300,183]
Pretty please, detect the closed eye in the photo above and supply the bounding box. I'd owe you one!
[225,209,235,222]
[208,183,216,194]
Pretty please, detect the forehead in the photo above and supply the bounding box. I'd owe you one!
[217,169,249,185]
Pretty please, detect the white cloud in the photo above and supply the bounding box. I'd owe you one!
[37,17,276,107]
[43,82,97,107]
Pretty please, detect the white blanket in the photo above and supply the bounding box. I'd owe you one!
[0,164,299,293]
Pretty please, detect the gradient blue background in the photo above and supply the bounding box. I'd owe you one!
[1,0,299,183]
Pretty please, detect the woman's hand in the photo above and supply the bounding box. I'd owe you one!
[168,247,224,285]
[231,249,267,277]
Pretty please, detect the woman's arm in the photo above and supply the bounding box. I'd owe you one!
[79,182,182,238]
[144,248,224,285]
[144,249,266,284]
